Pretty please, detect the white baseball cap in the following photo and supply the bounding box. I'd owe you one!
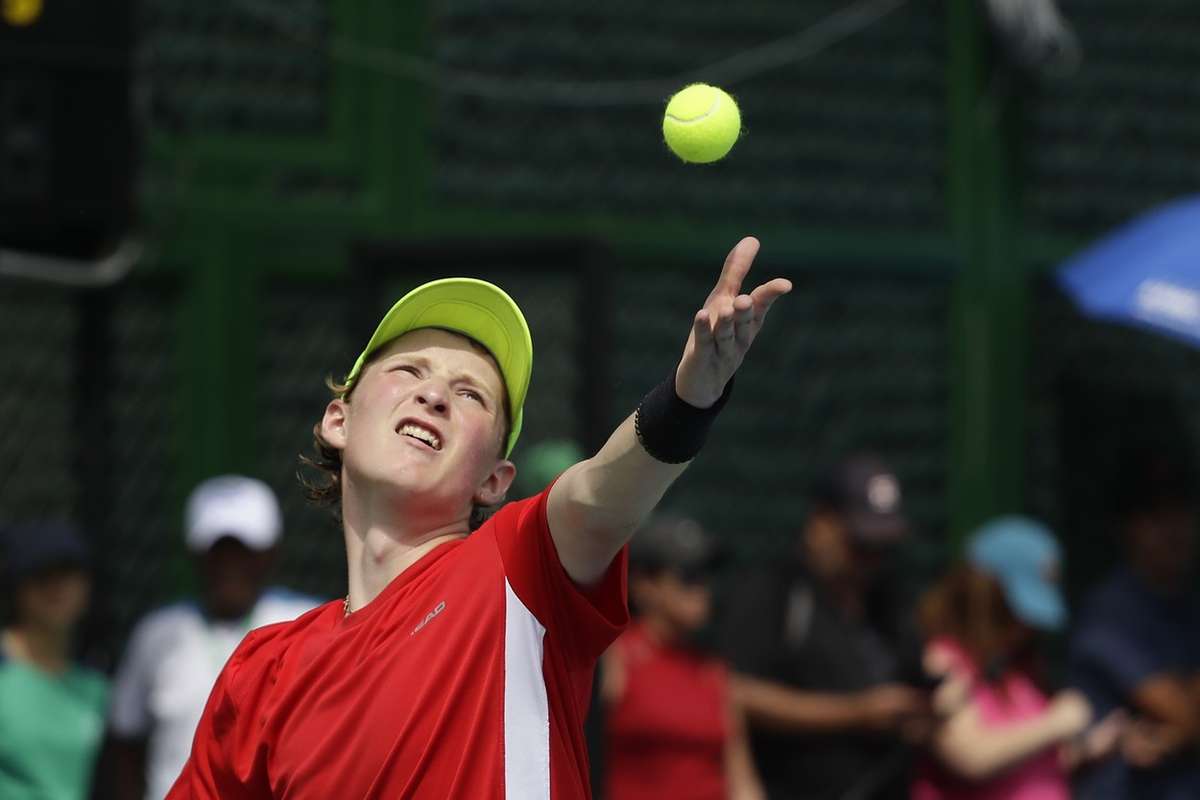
[184,475,283,553]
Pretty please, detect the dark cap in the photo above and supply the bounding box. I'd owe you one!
[631,515,723,576]
[811,454,907,545]
[2,521,89,583]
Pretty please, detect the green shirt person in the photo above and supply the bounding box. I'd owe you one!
[0,522,109,800]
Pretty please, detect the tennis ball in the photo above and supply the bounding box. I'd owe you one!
[662,84,741,164]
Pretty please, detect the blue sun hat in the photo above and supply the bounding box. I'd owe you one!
[967,516,1066,632]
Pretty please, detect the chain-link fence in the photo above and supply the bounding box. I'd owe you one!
[1028,279,1200,601]
[0,281,179,667]
[6,0,1200,673]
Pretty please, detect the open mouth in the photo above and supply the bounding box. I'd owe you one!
[396,421,442,451]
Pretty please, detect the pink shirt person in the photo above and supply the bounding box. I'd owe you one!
[913,637,1069,800]
[913,517,1119,800]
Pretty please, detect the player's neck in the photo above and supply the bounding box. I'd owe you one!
[3,624,71,674]
[342,490,469,612]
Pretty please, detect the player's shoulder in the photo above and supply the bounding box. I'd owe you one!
[479,490,549,535]
[464,491,552,569]
[224,601,339,683]
[243,600,337,651]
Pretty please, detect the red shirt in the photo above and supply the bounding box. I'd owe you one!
[605,622,729,800]
[167,488,628,799]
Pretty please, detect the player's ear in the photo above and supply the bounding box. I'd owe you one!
[320,399,350,450]
[475,459,516,507]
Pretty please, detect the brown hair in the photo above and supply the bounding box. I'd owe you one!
[297,373,357,513]
[297,333,513,529]
[918,564,1030,677]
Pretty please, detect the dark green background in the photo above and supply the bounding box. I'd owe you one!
[3,0,1200,661]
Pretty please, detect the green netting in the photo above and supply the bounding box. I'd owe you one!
[255,283,354,601]
[0,282,179,665]
[139,0,330,135]
[1026,0,1200,235]
[1027,281,1200,598]
[432,1,945,228]
[0,285,78,521]
[608,262,950,564]
[102,285,181,644]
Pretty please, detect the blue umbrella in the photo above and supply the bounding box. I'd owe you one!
[1057,195,1200,348]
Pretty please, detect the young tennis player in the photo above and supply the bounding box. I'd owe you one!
[167,237,790,799]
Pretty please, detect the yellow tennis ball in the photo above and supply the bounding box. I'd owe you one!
[662,83,741,164]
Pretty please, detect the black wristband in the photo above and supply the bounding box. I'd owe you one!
[634,371,734,464]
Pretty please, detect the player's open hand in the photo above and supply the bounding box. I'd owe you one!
[675,237,791,408]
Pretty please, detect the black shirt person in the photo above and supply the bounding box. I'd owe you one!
[720,455,929,800]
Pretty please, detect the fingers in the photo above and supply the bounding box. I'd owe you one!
[691,309,714,351]
[733,294,755,348]
[713,301,736,356]
[714,237,761,298]
[750,277,793,322]
[706,283,784,356]
[689,241,789,372]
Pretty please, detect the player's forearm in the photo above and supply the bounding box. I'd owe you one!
[548,414,688,584]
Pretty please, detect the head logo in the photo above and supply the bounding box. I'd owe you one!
[411,601,446,636]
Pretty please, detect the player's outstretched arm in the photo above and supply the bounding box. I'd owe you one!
[547,237,791,585]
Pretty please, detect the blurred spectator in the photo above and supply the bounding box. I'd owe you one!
[602,515,764,800]
[914,516,1119,800]
[719,454,930,799]
[0,521,108,800]
[1071,448,1200,799]
[107,476,319,800]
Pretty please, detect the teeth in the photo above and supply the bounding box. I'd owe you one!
[399,423,441,450]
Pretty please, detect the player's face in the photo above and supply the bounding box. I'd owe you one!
[329,329,514,519]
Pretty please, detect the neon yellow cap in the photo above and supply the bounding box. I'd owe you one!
[344,278,532,457]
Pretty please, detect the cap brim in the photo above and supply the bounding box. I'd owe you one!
[1004,574,1067,631]
[346,278,533,457]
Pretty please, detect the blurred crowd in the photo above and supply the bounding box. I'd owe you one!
[600,448,1200,800]
[3,448,1199,800]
